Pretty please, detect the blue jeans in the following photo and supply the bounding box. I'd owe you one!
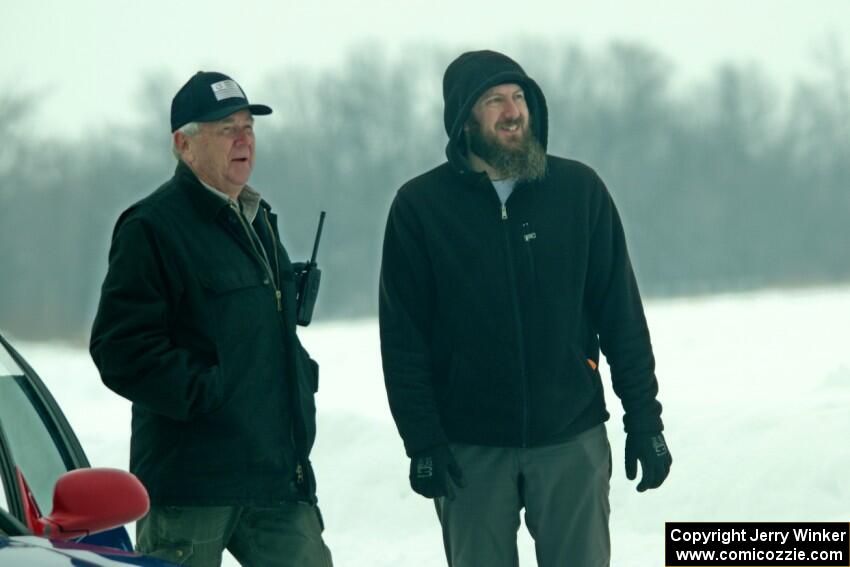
[136,502,332,567]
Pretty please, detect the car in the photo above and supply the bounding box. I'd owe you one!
[0,332,176,565]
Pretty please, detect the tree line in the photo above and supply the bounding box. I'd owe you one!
[1,41,848,340]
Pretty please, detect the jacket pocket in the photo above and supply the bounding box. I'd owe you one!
[572,346,600,382]
[443,351,509,419]
[298,344,319,393]
[445,352,469,404]
[310,358,319,392]
[198,270,266,294]
[543,345,601,412]
[198,269,270,345]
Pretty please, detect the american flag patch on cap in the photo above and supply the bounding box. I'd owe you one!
[210,80,245,101]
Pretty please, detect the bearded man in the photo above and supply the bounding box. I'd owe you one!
[378,50,672,567]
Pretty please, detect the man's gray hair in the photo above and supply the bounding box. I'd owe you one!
[171,122,202,160]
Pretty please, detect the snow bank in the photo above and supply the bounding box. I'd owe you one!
[15,286,850,566]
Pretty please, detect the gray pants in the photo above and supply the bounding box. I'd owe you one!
[435,424,611,567]
[136,502,333,567]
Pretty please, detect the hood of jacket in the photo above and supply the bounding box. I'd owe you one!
[442,50,549,173]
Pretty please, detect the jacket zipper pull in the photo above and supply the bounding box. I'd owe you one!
[275,289,282,312]
[501,204,508,220]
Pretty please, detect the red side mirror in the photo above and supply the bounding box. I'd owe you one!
[40,468,150,539]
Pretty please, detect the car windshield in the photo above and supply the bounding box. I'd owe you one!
[0,504,18,538]
[0,341,74,516]
[0,343,22,379]
[0,344,18,515]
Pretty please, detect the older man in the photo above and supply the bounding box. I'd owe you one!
[91,71,331,567]
[379,50,672,567]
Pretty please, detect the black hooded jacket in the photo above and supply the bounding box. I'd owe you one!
[379,50,664,456]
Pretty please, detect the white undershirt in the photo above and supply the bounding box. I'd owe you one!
[491,178,517,205]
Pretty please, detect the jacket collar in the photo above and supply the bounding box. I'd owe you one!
[175,161,275,222]
[174,161,231,222]
[452,162,543,203]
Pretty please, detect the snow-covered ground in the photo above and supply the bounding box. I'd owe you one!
[12,285,850,566]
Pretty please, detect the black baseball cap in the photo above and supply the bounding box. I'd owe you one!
[170,71,272,132]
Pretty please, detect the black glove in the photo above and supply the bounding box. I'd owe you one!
[409,445,466,500]
[625,432,672,492]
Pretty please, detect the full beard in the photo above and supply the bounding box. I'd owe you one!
[466,117,547,182]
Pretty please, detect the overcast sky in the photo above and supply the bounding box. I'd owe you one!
[2,0,847,140]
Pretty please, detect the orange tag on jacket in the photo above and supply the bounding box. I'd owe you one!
[586,359,598,371]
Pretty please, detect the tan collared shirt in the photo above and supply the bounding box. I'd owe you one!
[198,180,262,223]
[198,180,274,274]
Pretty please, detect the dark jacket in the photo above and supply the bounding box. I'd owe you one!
[379,51,663,457]
[90,161,319,505]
